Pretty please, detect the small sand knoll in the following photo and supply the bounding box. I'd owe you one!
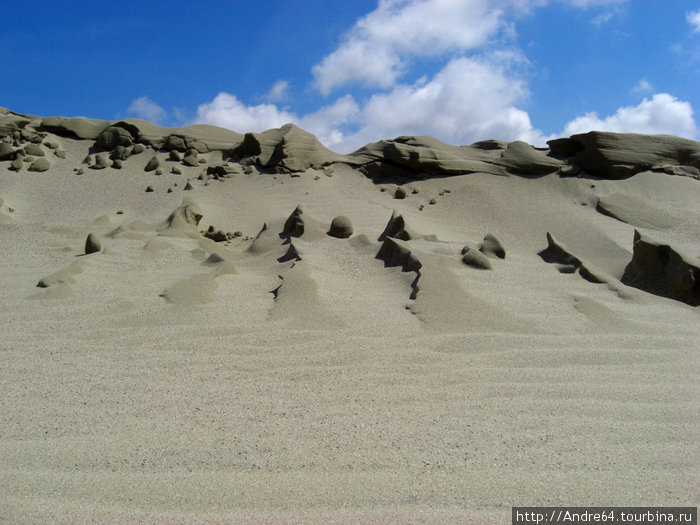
[0,108,698,523]
[0,197,15,223]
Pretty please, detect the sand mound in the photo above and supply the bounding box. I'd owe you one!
[378,210,415,241]
[327,215,353,238]
[0,143,15,161]
[84,233,102,254]
[127,120,243,152]
[160,242,238,305]
[278,241,303,263]
[282,205,305,237]
[0,197,14,223]
[621,230,699,306]
[36,261,83,288]
[349,134,566,179]
[376,237,422,273]
[349,130,700,181]
[572,294,641,331]
[161,273,217,304]
[143,237,174,253]
[539,232,611,284]
[495,140,562,175]
[231,123,346,173]
[28,157,51,172]
[479,233,506,259]
[461,246,492,270]
[37,115,111,139]
[269,261,344,329]
[95,124,137,151]
[5,106,697,187]
[23,143,45,157]
[548,131,700,179]
[247,223,279,254]
[161,198,203,234]
[280,205,325,240]
[37,114,244,152]
[351,134,508,178]
[376,237,422,299]
[92,153,110,169]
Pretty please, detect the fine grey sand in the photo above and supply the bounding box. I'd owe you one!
[1,108,698,523]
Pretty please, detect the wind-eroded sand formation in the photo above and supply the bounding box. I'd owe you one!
[1,106,698,523]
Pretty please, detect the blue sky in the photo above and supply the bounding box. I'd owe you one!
[2,0,699,152]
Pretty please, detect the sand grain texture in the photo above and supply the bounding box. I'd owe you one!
[1,109,698,523]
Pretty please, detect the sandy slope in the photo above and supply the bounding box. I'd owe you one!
[0,118,698,523]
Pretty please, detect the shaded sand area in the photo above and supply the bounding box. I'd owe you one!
[1,108,698,523]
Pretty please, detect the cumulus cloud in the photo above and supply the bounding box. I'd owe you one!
[194,88,697,153]
[194,0,698,154]
[127,96,167,124]
[311,0,629,96]
[193,92,361,150]
[195,54,547,153]
[338,56,543,151]
[688,9,700,33]
[299,95,361,149]
[312,0,506,94]
[562,93,697,138]
[194,93,297,132]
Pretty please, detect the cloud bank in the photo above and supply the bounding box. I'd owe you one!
[195,93,297,133]
[562,94,697,138]
[183,0,696,153]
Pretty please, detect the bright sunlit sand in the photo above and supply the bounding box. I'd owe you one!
[0,106,698,523]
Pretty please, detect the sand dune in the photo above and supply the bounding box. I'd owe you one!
[1,107,698,523]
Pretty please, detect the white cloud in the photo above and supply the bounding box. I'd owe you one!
[192,91,361,150]
[192,56,545,153]
[194,0,698,154]
[338,56,543,151]
[193,87,697,155]
[265,80,290,102]
[562,93,697,138]
[299,95,361,149]
[194,92,297,132]
[688,9,700,33]
[312,0,506,94]
[127,96,167,124]
[193,55,550,153]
